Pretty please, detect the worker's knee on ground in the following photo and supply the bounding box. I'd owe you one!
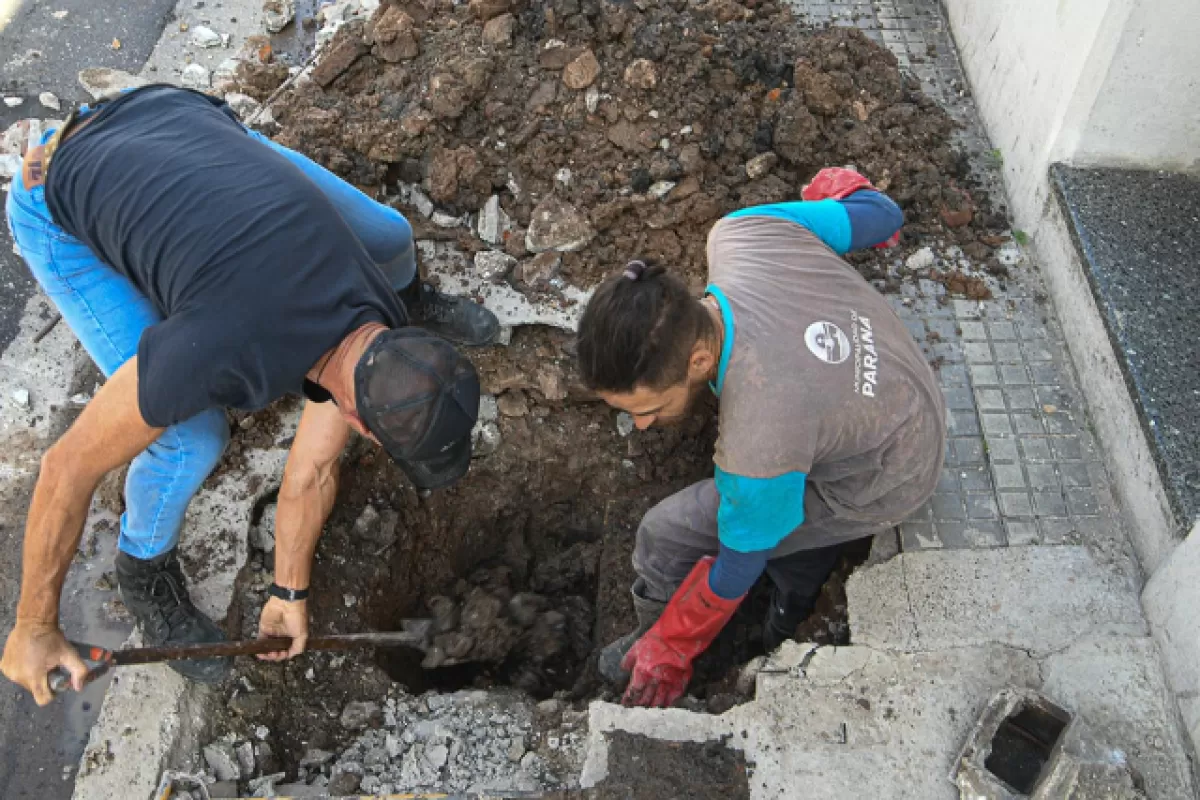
[143,408,231,488]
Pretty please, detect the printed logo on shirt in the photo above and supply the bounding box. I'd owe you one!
[804,321,850,365]
[850,310,879,398]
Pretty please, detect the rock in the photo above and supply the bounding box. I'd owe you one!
[555,167,572,187]
[235,741,256,777]
[469,0,510,22]
[475,250,516,281]
[562,49,600,90]
[538,39,578,70]
[526,197,595,252]
[905,246,936,271]
[477,395,499,425]
[606,120,648,153]
[311,25,367,87]
[477,195,510,245]
[427,72,471,119]
[425,743,449,769]
[745,152,778,180]
[431,211,464,228]
[482,13,515,47]
[328,772,362,795]
[340,701,380,730]
[535,365,567,402]
[37,92,61,111]
[623,58,657,89]
[536,698,562,715]
[255,725,270,740]
[203,742,241,782]
[511,253,556,291]
[10,388,30,409]
[372,7,419,62]
[407,185,435,218]
[497,391,529,418]
[78,67,149,99]
[2,97,21,108]
[353,504,380,539]
[940,204,973,228]
[180,63,211,89]
[648,181,675,200]
[248,773,286,796]
[224,92,261,120]
[191,25,223,48]
[526,80,558,113]
[249,519,275,553]
[299,748,335,769]
[263,0,295,32]
[616,412,635,437]
[507,737,526,762]
[211,58,241,92]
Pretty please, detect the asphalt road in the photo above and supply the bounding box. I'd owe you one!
[0,0,176,795]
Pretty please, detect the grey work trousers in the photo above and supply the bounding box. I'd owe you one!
[633,479,892,603]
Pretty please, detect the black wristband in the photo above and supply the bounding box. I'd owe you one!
[268,583,310,602]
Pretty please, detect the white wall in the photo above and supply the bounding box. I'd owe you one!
[1075,0,1200,173]
[940,0,1134,230]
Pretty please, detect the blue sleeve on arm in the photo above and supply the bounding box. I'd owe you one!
[727,199,852,254]
[841,189,904,250]
[725,190,903,254]
[714,467,807,551]
[708,544,771,599]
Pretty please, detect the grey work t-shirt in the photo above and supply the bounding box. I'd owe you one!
[45,85,406,427]
[707,215,946,523]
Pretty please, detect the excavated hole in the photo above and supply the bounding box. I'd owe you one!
[220,327,868,778]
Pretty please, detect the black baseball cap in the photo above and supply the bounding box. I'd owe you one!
[354,329,480,490]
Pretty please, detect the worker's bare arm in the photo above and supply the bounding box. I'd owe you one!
[1,357,164,704]
[258,399,350,659]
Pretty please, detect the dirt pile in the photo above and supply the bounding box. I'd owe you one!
[242,0,1010,292]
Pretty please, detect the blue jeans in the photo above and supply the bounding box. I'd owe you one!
[4,115,416,559]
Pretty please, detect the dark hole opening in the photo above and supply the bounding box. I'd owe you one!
[984,702,1071,794]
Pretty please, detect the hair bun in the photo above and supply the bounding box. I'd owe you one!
[622,260,647,281]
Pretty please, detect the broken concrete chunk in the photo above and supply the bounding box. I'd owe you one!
[431,211,464,228]
[37,92,61,111]
[476,195,510,246]
[906,246,935,271]
[562,49,600,90]
[328,771,362,795]
[3,97,22,108]
[10,388,30,409]
[78,67,149,99]
[623,58,658,89]
[235,741,256,777]
[425,743,450,769]
[224,92,261,120]
[353,504,380,539]
[203,742,241,782]
[207,780,239,799]
[191,25,224,48]
[262,0,295,33]
[648,180,675,200]
[585,85,600,114]
[482,13,515,47]
[475,250,516,281]
[616,412,635,437]
[526,197,595,253]
[340,701,381,730]
[181,63,211,89]
[745,152,778,180]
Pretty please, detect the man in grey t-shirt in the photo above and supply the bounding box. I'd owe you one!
[577,168,945,707]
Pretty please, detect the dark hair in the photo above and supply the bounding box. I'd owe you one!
[576,261,713,393]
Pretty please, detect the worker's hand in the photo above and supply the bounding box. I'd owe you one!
[256,597,308,661]
[0,620,89,706]
[801,166,878,200]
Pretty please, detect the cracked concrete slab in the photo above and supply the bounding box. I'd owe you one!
[847,547,1148,655]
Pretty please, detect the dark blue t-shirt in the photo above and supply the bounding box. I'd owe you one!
[45,85,405,427]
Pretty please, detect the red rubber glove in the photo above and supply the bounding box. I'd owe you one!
[801,166,877,201]
[802,167,900,248]
[620,557,743,708]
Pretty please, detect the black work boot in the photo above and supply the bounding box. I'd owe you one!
[399,278,500,347]
[115,550,232,683]
[762,585,816,653]
[597,579,667,685]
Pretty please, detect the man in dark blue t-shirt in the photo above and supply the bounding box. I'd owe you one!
[0,86,495,704]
